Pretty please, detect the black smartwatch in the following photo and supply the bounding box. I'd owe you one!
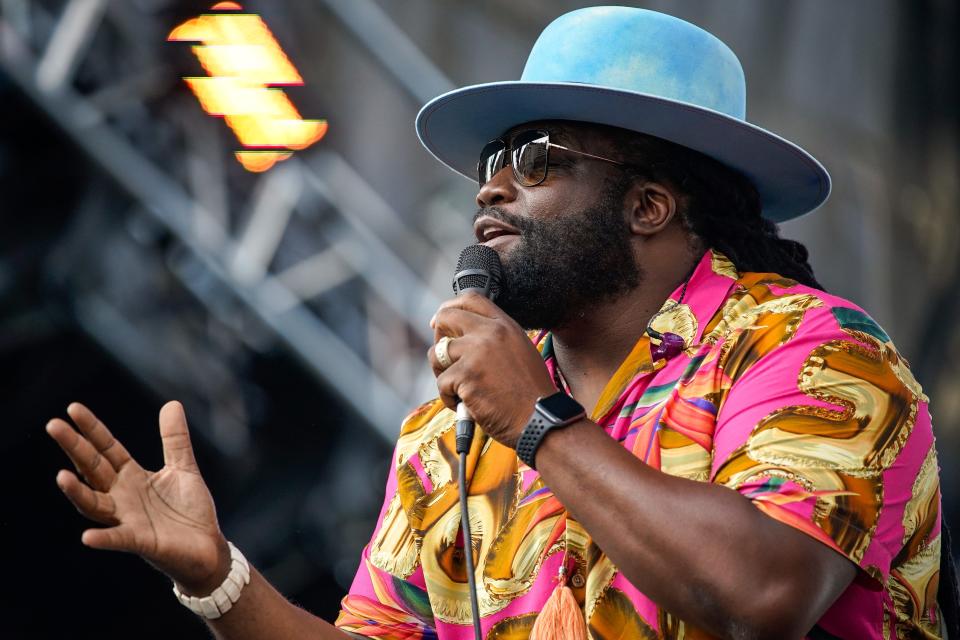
[515,392,586,470]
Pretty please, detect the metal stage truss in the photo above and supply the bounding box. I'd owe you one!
[0,0,465,452]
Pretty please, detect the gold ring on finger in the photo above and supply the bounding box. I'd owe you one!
[435,336,454,370]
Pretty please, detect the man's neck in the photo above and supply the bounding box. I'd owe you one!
[549,251,700,413]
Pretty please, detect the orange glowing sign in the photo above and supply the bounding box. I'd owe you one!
[168,1,327,172]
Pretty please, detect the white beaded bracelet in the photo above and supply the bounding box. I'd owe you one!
[172,541,250,619]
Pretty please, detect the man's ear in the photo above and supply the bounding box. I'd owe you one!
[625,181,678,236]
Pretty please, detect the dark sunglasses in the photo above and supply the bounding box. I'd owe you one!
[477,129,625,188]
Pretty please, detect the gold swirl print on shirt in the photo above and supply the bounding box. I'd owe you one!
[886,443,942,640]
[583,536,618,623]
[712,293,823,379]
[420,435,521,624]
[902,445,940,549]
[485,612,539,638]
[710,250,740,280]
[887,534,942,639]
[714,328,921,564]
[371,405,456,578]
[482,477,564,602]
[371,399,526,624]
[659,609,723,640]
[587,587,659,639]
[370,491,421,578]
[370,404,450,578]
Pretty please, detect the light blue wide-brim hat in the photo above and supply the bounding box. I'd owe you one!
[415,6,830,223]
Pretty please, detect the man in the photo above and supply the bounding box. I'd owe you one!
[48,6,949,640]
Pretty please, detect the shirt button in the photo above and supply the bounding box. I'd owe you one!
[571,573,585,588]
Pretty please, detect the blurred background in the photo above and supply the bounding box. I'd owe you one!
[2,0,957,637]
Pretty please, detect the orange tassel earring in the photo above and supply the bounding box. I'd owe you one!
[529,553,586,640]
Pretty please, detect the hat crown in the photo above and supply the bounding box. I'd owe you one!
[521,6,746,120]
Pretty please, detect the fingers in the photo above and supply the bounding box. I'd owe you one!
[433,291,501,322]
[435,362,465,412]
[66,403,132,472]
[55,469,117,525]
[159,401,198,471]
[427,335,470,377]
[81,524,138,553]
[432,307,493,344]
[46,418,116,491]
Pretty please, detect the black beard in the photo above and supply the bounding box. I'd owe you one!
[480,177,643,330]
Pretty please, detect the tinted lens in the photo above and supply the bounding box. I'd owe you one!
[511,130,549,186]
[478,139,507,187]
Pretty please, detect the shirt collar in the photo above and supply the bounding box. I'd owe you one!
[662,248,741,347]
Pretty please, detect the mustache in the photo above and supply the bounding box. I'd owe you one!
[472,206,535,233]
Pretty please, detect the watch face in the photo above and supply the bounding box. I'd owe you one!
[538,392,585,423]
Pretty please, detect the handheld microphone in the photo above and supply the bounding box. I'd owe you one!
[451,244,502,455]
[450,243,502,640]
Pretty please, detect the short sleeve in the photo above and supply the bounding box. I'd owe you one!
[710,303,935,585]
[335,439,436,637]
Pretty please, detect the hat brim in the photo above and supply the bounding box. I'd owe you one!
[416,81,830,223]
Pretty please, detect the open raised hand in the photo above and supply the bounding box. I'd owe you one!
[47,401,231,594]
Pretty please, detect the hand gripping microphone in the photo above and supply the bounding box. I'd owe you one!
[450,243,502,640]
[451,244,503,455]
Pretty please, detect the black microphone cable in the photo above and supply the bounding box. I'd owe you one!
[451,244,502,640]
[457,431,481,640]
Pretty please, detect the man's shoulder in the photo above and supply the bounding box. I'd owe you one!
[727,270,892,346]
[717,270,928,400]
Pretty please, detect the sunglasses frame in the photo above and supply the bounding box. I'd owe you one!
[477,129,625,188]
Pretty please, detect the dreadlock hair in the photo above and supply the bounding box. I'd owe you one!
[609,129,825,290]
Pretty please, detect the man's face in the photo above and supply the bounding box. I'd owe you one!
[472,122,642,330]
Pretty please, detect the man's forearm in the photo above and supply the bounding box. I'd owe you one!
[199,567,351,640]
[533,418,851,639]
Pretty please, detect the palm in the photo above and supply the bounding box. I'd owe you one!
[47,401,225,588]
[119,464,219,567]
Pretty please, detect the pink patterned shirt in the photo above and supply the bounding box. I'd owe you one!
[336,250,943,639]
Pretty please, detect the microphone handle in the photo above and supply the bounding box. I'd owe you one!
[455,401,475,455]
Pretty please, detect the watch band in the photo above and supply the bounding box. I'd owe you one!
[515,410,552,470]
[515,393,585,470]
[172,541,250,619]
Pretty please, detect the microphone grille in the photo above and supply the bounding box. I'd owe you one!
[453,244,502,299]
